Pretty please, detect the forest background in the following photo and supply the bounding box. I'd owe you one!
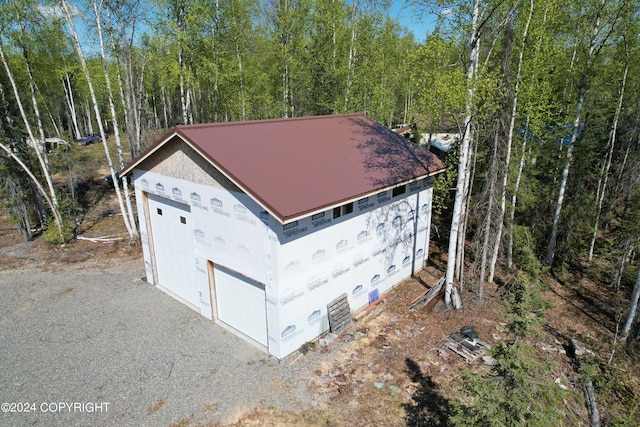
[1,0,640,425]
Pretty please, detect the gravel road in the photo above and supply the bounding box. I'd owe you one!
[0,259,338,426]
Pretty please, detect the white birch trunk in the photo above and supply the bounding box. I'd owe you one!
[344,0,358,113]
[620,267,640,342]
[588,55,627,261]
[162,85,169,128]
[488,0,534,282]
[445,0,480,308]
[22,46,48,167]
[60,0,136,242]
[63,72,82,140]
[107,17,142,157]
[0,40,63,238]
[93,1,138,240]
[546,3,604,266]
[0,142,63,233]
[179,53,188,124]
[611,240,635,293]
[455,133,476,286]
[85,103,92,134]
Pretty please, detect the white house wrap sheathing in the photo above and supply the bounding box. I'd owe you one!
[134,169,433,359]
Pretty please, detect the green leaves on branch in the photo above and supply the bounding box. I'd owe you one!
[451,275,564,427]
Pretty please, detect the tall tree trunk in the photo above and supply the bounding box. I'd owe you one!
[456,131,477,287]
[93,0,138,239]
[588,48,628,262]
[479,131,499,299]
[235,34,246,120]
[0,39,63,239]
[106,4,145,159]
[507,116,529,269]
[546,0,607,267]
[21,44,48,168]
[343,0,358,113]
[63,72,82,140]
[445,0,480,308]
[0,141,63,237]
[620,267,640,341]
[60,0,136,242]
[611,239,636,293]
[489,0,534,283]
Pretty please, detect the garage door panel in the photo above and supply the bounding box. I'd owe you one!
[214,266,267,346]
[147,194,199,308]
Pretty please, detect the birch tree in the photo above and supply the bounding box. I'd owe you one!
[587,26,631,262]
[343,0,359,113]
[620,266,640,342]
[93,0,138,238]
[62,70,82,140]
[103,0,149,157]
[487,0,534,283]
[59,0,137,242]
[0,141,62,238]
[0,34,63,239]
[444,0,481,308]
[545,0,615,267]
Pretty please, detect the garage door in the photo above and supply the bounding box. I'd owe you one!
[214,266,267,346]
[147,193,199,308]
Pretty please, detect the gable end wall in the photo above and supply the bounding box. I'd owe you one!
[138,138,242,192]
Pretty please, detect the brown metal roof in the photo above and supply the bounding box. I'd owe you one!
[122,113,446,222]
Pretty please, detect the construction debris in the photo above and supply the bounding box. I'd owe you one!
[446,326,490,363]
[409,278,444,311]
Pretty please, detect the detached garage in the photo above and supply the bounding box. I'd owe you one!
[121,113,445,359]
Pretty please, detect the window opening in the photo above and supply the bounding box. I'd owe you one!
[392,185,406,197]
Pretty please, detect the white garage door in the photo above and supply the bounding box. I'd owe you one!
[147,193,199,308]
[214,266,267,346]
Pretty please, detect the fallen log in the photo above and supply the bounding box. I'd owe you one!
[409,277,444,311]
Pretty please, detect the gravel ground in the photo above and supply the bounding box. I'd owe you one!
[0,258,341,427]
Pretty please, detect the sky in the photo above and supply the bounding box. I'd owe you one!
[390,0,438,43]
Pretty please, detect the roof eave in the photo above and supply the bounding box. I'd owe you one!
[120,128,180,176]
[280,167,446,224]
[121,130,289,223]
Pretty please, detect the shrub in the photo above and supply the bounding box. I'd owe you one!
[42,216,75,244]
[450,274,566,427]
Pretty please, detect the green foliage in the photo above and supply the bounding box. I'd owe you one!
[408,34,465,131]
[431,148,458,215]
[42,196,76,244]
[450,275,565,427]
[42,215,74,244]
[512,225,542,277]
[501,274,551,340]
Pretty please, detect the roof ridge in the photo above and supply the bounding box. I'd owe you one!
[175,112,368,130]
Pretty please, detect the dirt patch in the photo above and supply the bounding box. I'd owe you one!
[0,213,141,271]
[224,257,639,426]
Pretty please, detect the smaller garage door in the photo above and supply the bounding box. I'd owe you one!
[214,266,268,347]
[147,193,199,308]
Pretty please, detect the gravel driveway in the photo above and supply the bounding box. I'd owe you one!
[0,259,337,426]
